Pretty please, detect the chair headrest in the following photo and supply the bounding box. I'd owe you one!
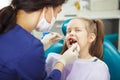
[61,19,71,36]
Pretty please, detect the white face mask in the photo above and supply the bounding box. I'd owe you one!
[36,8,56,32]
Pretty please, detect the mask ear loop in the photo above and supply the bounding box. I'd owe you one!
[48,8,56,30]
[40,9,45,20]
[35,9,45,31]
[51,8,55,19]
[42,8,53,23]
[42,8,54,23]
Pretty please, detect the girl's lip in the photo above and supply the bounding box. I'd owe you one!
[68,38,77,45]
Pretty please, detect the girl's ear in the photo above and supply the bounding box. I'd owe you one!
[88,33,96,43]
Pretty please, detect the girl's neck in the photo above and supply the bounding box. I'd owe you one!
[78,50,93,59]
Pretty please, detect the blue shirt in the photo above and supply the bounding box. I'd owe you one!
[0,24,61,80]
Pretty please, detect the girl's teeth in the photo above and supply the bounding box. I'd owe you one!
[69,39,77,45]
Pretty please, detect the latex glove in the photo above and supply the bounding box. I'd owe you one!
[41,32,63,50]
[57,43,80,66]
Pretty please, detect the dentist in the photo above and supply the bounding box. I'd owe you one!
[0,0,79,80]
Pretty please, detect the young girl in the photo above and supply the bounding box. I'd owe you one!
[46,18,110,80]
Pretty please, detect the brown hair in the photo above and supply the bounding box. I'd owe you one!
[0,0,66,34]
[61,18,104,59]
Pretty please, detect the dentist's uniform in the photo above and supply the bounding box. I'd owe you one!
[0,24,61,80]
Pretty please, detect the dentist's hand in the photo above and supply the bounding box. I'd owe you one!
[41,32,63,50]
[57,43,80,66]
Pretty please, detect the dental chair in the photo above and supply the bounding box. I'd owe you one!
[45,19,120,80]
[103,34,120,80]
[45,39,64,58]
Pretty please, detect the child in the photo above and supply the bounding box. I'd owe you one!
[46,18,110,80]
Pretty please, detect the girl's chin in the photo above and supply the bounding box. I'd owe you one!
[67,44,73,48]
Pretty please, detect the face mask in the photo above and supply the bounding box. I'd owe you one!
[36,8,56,32]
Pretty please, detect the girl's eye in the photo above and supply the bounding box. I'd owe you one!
[67,30,71,33]
[76,29,81,32]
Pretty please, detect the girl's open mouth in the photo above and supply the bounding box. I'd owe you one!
[68,38,77,45]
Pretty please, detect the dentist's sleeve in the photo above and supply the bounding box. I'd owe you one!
[45,69,61,80]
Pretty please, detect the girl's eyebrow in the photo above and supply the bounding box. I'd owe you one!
[67,27,82,30]
[75,27,82,29]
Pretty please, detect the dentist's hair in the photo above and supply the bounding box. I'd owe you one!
[61,18,104,59]
[0,0,66,34]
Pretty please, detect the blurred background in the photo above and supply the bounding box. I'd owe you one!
[0,0,120,49]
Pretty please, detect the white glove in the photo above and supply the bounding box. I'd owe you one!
[41,32,63,50]
[57,43,80,66]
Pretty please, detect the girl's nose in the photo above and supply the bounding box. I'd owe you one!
[69,30,75,36]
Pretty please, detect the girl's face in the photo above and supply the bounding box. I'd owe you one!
[65,19,91,51]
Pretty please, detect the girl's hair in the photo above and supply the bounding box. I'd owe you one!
[0,0,66,34]
[61,18,104,59]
